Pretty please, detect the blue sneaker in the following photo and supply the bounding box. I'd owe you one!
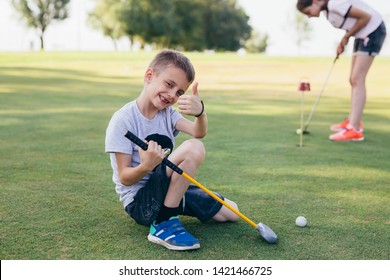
[148,217,200,250]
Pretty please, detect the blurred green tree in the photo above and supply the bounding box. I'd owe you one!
[169,0,207,51]
[88,0,126,50]
[204,0,252,51]
[294,11,312,53]
[12,0,71,50]
[120,0,178,49]
[107,0,253,51]
[245,30,268,53]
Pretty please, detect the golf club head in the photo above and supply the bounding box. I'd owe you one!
[256,223,278,244]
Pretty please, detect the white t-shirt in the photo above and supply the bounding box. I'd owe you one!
[105,100,183,207]
[324,0,382,38]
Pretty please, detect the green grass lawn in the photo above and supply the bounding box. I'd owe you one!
[1,51,389,260]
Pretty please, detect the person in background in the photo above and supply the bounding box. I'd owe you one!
[296,0,386,141]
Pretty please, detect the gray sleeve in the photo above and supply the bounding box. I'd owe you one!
[105,110,134,155]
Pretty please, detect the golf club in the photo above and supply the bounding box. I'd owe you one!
[124,131,278,244]
[298,55,338,134]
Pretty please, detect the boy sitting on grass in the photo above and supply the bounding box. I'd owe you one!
[105,50,239,250]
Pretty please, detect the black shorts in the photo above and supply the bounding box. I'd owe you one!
[353,21,386,56]
[125,163,224,227]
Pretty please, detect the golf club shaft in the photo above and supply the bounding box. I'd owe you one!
[303,56,338,130]
[181,172,257,228]
[124,131,258,229]
[299,90,305,147]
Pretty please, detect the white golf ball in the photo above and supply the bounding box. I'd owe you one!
[295,216,307,227]
[296,128,302,135]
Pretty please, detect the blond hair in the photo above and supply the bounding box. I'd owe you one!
[149,50,195,83]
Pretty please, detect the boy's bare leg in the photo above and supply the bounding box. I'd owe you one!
[149,139,204,250]
[164,139,205,208]
[212,198,239,222]
[162,138,239,223]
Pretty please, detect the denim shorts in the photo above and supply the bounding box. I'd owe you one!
[353,21,386,56]
[125,163,224,227]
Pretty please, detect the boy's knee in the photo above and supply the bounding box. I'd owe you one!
[213,199,239,222]
[182,139,205,163]
[225,200,240,222]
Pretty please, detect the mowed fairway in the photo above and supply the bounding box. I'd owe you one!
[1,52,389,260]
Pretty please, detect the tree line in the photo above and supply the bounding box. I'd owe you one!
[12,0,269,52]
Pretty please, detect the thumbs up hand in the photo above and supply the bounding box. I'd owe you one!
[177,82,204,117]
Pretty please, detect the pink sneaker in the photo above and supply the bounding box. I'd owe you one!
[330,118,363,132]
[329,128,364,142]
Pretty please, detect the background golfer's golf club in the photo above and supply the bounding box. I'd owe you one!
[299,56,338,134]
[124,131,278,244]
